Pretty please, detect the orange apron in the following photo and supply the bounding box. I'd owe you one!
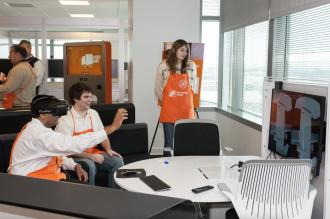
[3,93,16,109]
[3,62,36,109]
[9,125,66,181]
[159,72,194,123]
[71,111,102,154]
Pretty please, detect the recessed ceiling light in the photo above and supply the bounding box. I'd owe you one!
[70,14,94,18]
[59,1,89,6]
[5,3,35,7]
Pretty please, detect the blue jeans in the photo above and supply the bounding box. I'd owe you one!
[163,123,174,150]
[74,153,124,187]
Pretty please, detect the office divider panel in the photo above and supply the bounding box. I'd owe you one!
[0,173,194,219]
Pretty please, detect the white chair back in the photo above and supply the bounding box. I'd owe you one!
[219,159,317,219]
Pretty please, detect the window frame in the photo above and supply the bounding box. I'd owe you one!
[200,0,221,106]
[221,21,270,124]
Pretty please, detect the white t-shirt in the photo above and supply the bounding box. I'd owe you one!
[56,108,104,135]
[9,118,107,176]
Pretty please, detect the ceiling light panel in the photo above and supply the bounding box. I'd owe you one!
[59,1,89,6]
[70,13,94,18]
[5,3,35,8]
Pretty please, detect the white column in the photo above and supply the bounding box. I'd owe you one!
[40,18,48,95]
[118,19,125,102]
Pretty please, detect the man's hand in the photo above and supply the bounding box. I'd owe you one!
[0,72,7,83]
[104,108,128,135]
[106,149,123,159]
[88,154,104,164]
[74,164,88,182]
[112,108,128,130]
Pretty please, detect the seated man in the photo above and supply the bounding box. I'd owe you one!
[0,45,36,108]
[56,82,124,187]
[8,95,127,182]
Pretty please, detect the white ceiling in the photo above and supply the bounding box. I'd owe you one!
[0,0,128,19]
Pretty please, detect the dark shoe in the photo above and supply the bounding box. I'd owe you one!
[225,208,239,219]
[163,151,172,157]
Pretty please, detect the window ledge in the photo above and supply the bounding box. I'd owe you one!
[215,107,262,131]
[197,105,262,131]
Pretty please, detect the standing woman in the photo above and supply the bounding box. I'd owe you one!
[155,39,197,156]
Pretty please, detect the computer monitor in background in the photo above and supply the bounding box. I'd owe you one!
[1,58,125,79]
[48,59,63,78]
[0,59,13,75]
[47,59,123,79]
[110,59,128,79]
[268,89,326,176]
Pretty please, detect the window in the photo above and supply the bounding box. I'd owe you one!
[201,0,220,105]
[0,39,9,58]
[243,22,269,115]
[53,39,86,59]
[273,4,330,81]
[201,21,219,104]
[202,0,220,16]
[222,21,269,118]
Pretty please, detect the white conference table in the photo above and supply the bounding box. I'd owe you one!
[115,156,260,203]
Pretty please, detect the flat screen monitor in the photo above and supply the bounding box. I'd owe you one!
[0,59,13,75]
[268,89,325,176]
[48,59,63,78]
[47,59,124,78]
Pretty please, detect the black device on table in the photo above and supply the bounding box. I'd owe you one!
[121,170,141,176]
[117,169,146,178]
[191,185,214,194]
[139,175,171,192]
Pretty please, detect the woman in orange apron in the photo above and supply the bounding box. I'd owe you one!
[155,39,197,156]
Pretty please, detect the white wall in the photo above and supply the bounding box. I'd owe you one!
[132,0,200,152]
[216,112,262,156]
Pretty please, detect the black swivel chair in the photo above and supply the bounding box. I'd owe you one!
[173,119,221,156]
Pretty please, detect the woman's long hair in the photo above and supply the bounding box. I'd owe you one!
[166,39,190,74]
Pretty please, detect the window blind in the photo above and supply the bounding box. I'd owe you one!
[202,0,220,17]
[222,21,269,117]
[273,4,330,81]
[223,0,269,31]
[242,21,269,116]
[270,0,330,19]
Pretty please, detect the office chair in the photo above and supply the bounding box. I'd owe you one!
[218,159,317,219]
[173,119,221,156]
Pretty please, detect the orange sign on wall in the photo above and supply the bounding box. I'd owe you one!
[66,45,102,76]
[64,41,112,104]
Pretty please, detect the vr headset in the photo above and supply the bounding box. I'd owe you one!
[32,96,70,117]
[37,101,69,116]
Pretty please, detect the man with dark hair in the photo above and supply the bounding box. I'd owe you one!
[56,82,124,187]
[19,40,44,94]
[8,95,128,182]
[0,45,36,108]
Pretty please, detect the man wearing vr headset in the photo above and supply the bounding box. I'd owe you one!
[56,82,124,187]
[8,95,128,182]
